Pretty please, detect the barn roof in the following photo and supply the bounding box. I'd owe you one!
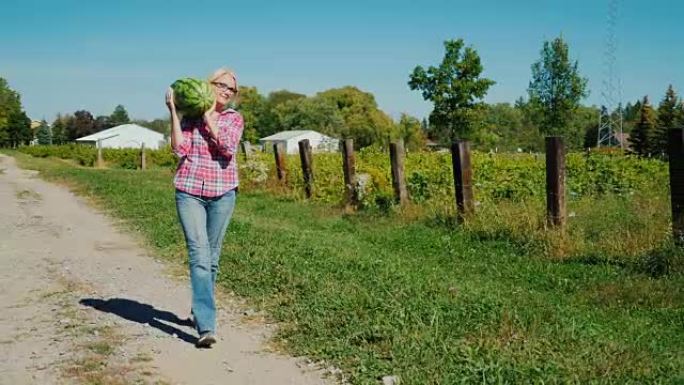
[76,124,163,142]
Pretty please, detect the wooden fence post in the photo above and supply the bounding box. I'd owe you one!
[545,136,566,229]
[298,139,313,198]
[668,128,684,245]
[140,142,146,170]
[241,141,251,161]
[451,140,474,219]
[389,139,409,205]
[341,139,358,209]
[274,143,287,182]
[97,139,103,168]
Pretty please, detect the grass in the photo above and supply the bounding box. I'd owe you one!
[7,151,683,385]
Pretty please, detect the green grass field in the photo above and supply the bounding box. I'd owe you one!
[8,152,683,384]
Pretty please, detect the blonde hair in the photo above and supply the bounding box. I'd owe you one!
[208,67,239,107]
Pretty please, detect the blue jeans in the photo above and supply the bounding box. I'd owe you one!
[175,189,236,335]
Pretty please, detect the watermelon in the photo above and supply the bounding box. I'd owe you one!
[170,78,214,117]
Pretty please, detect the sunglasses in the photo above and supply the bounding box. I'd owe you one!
[211,82,238,93]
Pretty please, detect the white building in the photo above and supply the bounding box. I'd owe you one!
[259,130,339,154]
[76,124,166,150]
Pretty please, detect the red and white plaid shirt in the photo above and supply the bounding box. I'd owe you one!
[173,109,244,197]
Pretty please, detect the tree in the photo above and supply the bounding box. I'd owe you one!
[66,110,96,140]
[94,115,112,131]
[36,120,51,145]
[236,86,266,143]
[677,101,684,129]
[7,109,32,147]
[268,90,306,106]
[623,99,642,134]
[624,101,639,121]
[51,115,68,144]
[511,97,544,151]
[109,104,130,126]
[395,114,427,151]
[421,118,429,134]
[654,85,679,154]
[478,103,523,151]
[275,97,346,138]
[409,39,495,143]
[528,36,588,137]
[570,104,601,150]
[259,90,307,137]
[629,96,657,156]
[317,86,395,148]
[0,77,23,147]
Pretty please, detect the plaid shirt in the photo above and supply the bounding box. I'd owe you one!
[173,109,244,197]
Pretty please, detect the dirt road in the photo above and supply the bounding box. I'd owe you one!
[0,154,332,385]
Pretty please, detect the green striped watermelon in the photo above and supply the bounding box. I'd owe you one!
[170,78,214,117]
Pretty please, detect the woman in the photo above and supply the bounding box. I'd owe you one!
[165,68,244,348]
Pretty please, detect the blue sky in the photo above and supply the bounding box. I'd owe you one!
[1,0,682,122]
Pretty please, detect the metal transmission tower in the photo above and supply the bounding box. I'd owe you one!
[597,0,624,148]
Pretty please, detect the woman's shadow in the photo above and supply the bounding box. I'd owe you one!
[79,298,197,345]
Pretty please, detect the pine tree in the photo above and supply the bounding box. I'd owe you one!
[109,105,130,126]
[676,101,684,129]
[623,99,642,133]
[51,115,68,144]
[36,120,51,145]
[654,85,678,154]
[629,96,657,156]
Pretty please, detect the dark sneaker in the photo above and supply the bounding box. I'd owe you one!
[196,332,216,348]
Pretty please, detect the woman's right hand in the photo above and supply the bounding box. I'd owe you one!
[165,87,176,112]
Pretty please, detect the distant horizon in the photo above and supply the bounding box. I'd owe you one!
[18,86,671,125]
[2,0,681,123]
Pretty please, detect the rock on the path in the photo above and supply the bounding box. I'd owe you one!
[382,375,400,385]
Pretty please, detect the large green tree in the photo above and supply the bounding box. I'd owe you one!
[408,39,495,143]
[275,97,346,138]
[109,104,130,126]
[317,86,395,148]
[629,96,657,156]
[258,90,306,137]
[528,36,588,137]
[6,109,32,147]
[478,103,524,151]
[270,87,395,148]
[0,77,24,147]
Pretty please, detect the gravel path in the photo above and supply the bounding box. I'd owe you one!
[0,154,332,385]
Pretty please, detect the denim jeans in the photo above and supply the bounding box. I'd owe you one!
[175,189,236,334]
